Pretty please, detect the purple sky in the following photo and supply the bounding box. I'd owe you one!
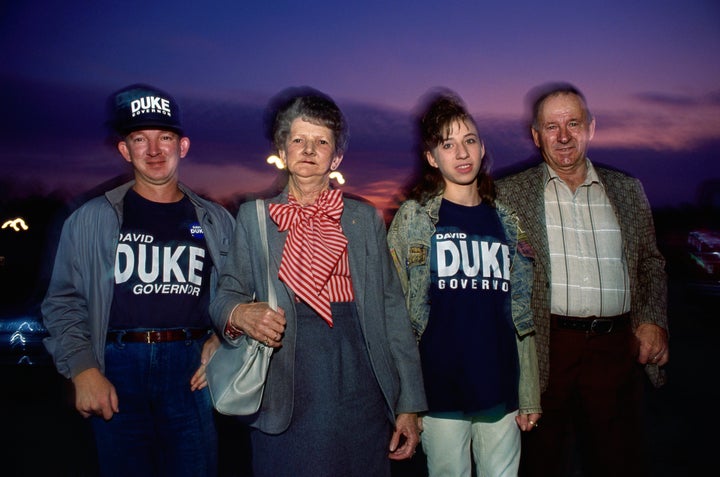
[1,0,719,212]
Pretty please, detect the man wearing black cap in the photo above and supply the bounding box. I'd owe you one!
[42,84,235,477]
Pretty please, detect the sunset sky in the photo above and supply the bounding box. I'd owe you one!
[2,0,719,212]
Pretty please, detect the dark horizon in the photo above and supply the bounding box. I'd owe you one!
[2,74,719,212]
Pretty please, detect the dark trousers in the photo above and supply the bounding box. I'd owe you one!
[520,327,648,477]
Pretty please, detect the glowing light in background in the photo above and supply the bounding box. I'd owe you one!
[2,218,29,232]
[266,155,285,169]
[329,171,345,185]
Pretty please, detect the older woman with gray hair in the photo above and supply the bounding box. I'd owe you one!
[210,87,427,477]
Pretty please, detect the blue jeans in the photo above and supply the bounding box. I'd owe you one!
[422,411,520,477]
[91,334,217,477]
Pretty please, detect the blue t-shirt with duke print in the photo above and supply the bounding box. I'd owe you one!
[420,199,519,418]
[109,189,212,330]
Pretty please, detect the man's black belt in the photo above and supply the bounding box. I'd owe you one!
[107,328,210,344]
[551,313,631,335]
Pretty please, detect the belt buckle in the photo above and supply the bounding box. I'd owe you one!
[589,318,613,334]
[144,331,154,344]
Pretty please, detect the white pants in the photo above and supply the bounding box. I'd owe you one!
[421,411,520,477]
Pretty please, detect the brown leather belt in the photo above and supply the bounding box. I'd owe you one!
[107,328,210,344]
[551,313,630,335]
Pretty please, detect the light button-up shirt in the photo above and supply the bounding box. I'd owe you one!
[544,160,631,317]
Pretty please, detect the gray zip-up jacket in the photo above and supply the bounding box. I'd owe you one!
[42,181,235,379]
[387,194,541,414]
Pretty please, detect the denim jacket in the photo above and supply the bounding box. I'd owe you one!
[387,194,542,414]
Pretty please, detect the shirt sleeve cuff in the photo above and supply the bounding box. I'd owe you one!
[223,303,244,339]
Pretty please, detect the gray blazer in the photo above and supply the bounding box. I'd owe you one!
[495,162,668,391]
[210,190,427,434]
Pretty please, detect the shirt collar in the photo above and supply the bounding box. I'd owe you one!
[543,158,604,190]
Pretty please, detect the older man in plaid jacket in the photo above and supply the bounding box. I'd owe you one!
[495,83,668,477]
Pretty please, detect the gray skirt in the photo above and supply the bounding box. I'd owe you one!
[251,302,391,477]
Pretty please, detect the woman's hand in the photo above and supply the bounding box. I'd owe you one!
[516,412,542,432]
[231,302,287,348]
[389,413,421,460]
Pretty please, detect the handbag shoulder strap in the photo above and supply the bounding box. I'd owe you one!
[256,199,277,311]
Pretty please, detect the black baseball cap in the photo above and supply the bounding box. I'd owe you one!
[109,84,183,136]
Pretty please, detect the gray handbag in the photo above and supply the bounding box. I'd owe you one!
[206,199,275,416]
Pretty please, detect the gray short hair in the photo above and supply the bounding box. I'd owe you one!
[270,87,349,155]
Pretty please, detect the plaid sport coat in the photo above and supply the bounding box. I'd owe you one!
[495,162,668,391]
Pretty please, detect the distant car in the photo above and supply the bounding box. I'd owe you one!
[687,229,720,295]
[1,196,64,367]
[0,305,50,367]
